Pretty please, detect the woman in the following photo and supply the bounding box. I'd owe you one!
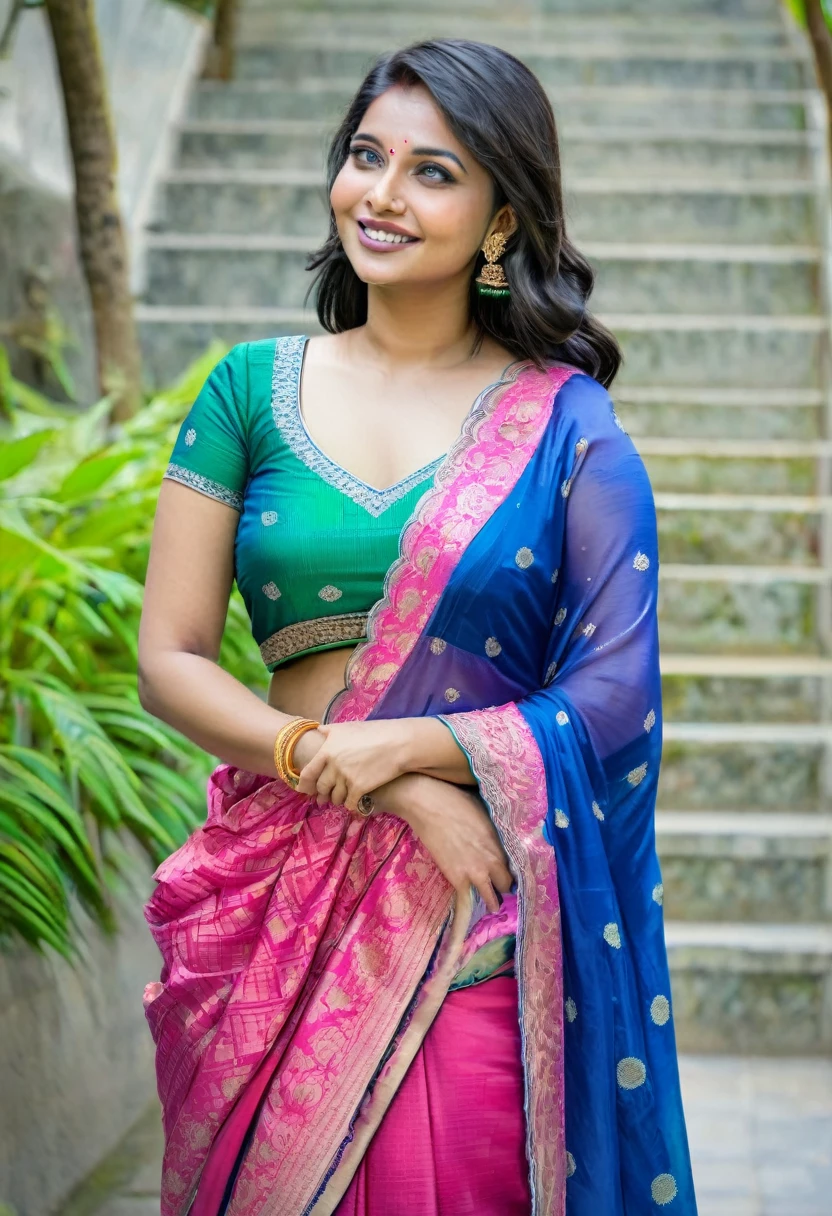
[138,38,696,1216]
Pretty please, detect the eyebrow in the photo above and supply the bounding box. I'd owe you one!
[350,132,467,173]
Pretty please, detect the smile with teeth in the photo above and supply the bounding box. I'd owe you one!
[360,223,418,244]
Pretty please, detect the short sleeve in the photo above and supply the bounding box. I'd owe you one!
[164,344,250,512]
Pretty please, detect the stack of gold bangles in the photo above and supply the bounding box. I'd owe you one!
[273,716,320,789]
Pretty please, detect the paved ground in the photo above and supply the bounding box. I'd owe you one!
[61,1056,832,1216]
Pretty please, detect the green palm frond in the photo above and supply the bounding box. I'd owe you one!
[0,341,264,955]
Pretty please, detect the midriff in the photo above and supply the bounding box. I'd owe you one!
[267,643,360,723]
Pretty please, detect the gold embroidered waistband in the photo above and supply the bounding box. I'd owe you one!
[260,612,369,668]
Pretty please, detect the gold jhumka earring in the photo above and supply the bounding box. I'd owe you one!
[475,231,511,298]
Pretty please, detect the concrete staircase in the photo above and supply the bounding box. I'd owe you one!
[137,0,832,1053]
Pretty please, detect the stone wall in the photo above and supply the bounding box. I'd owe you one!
[0,868,161,1216]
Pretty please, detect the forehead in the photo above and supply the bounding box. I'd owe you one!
[358,83,462,150]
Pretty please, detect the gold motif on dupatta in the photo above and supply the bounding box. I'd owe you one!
[627,762,648,787]
[485,637,502,657]
[603,922,622,949]
[429,636,447,655]
[651,1174,679,1206]
[515,546,534,568]
[650,995,671,1025]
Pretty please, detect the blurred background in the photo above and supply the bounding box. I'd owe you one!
[0,1,830,1213]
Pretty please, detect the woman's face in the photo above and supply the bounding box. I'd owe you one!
[330,83,514,290]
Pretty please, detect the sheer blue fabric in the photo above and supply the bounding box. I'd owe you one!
[366,372,697,1214]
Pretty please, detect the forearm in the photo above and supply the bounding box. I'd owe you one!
[398,716,477,786]
[138,649,324,777]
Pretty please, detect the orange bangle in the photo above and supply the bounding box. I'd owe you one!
[273,717,320,789]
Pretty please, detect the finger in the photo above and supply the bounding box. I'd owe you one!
[492,864,514,894]
[475,878,501,916]
[296,751,328,793]
[331,780,348,808]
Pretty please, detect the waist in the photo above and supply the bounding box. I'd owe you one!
[267,643,359,723]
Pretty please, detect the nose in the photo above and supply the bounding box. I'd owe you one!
[364,162,406,215]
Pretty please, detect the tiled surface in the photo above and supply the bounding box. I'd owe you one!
[64,1056,832,1216]
[679,1056,832,1216]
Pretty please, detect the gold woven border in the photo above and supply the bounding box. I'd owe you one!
[260,612,369,668]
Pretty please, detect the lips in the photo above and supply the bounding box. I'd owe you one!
[357,220,421,251]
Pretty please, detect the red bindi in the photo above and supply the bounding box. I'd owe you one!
[389,147,395,154]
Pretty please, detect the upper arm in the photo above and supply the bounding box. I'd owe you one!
[139,346,250,669]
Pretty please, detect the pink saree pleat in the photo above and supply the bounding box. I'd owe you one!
[334,977,532,1216]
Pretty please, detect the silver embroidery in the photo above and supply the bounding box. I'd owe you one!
[545,661,557,685]
[551,568,559,584]
[262,582,281,601]
[561,477,572,498]
[485,637,502,657]
[651,1175,678,1207]
[270,335,441,518]
[633,551,650,572]
[652,883,664,906]
[644,708,656,733]
[628,763,648,787]
[566,1152,576,1178]
[515,546,534,569]
[555,607,567,626]
[185,427,197,447]
[430,637,447,655]
[261,511,279,526]
[318,585,343,602]
[651,995,671,1026]
[444,687,461,703]
[582,622,596,638]
[164,464,244,512]
[259,612,368,668]
[554,808,569,828]
[565,997,578,1023]
[556,710,569,726]
[603,922,621,949]
[575,437,588,455]
[612,408,627,433]
[617,1057,647,1090]
[592,800,605,821]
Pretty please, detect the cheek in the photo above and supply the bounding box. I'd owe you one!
[330,166,363,219]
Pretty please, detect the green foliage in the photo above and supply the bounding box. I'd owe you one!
[784,0,832,26]
[0,347,264,957]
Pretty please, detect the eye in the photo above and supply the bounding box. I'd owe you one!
[418,163,453,184]
[350,146,382,167]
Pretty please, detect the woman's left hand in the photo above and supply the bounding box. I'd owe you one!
[294,719,414,811]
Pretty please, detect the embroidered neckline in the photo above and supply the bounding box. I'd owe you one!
[270,335,524,519]
[270,334,441,518]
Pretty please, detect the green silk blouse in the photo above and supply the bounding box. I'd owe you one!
[164,335,441,671]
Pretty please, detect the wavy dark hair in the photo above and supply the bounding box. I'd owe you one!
[306,38,621,387]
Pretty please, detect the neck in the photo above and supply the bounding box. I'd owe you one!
[353,276,485,371]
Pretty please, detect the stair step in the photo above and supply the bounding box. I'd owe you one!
[242,12,792,51]
[249,0,784,14]
[639,439,830,492]
[142,237,823,316]
[656,812,832,924]
[661,653,832,675]
[665,921,832,1053]
[617,387,825,440]
[232,42,812,92]
[637,437,832,457]
[136,310,827,390]
[189,79,814,130]
[155,171,819,244]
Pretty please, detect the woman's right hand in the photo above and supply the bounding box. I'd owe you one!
[376,773,513,914]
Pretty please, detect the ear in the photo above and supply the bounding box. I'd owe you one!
[491,204,519,241]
